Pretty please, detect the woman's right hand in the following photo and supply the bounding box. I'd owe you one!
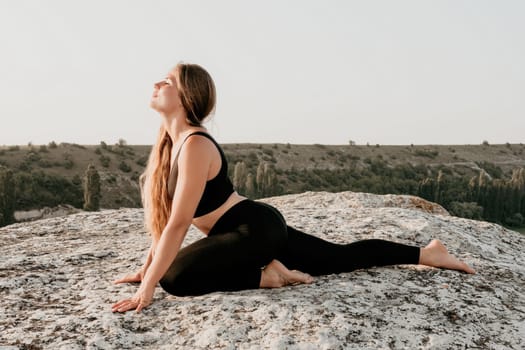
[113,269,143,284]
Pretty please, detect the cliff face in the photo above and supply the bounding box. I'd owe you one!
[1,191,523,349]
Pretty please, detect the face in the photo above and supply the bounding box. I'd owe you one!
[150,69,184,115]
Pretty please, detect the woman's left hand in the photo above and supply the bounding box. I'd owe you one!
[112,282,156,313]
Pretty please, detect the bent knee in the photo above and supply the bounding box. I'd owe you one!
[159,277,194,297]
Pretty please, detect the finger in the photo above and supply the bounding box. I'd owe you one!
[112,301,124,309]
[113,275,130,284]
[113,275,133,284]
[136,303,143,313]
[112,299,132,309]
[114,276,140,284]
[112,298,131,307]
[120,301,138,313]
[113,301,137,313]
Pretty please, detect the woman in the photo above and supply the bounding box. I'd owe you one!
[112,63,475,314]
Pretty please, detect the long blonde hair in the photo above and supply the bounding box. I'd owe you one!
[140,63,216,241]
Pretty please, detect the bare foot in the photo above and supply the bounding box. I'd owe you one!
[260,259,314,288]
[419,239,476,274]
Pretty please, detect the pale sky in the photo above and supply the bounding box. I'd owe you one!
[1,0,524,146]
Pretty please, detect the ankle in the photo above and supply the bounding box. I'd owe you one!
[260,265,283,288]
[419,240,444,266]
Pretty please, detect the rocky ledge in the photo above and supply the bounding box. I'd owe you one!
[1,191,524,349]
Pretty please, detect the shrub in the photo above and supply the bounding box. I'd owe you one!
[63,152,74,169]
[414,149,439,159]
[25,151,41,163]
[135,156,148,167]
[17,162,32,171]
[99,155,110,168]
[505,213,524,227]
[119,161,131,172]
[475,161,503,179]
[72,174,82,185]
[37,159,52,168]
[131,172,140,182]
[262,148,274,156]
[448,201,483,220]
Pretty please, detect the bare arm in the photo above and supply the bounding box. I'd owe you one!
[142,136,212,287]
[141,240,156,277]
[112,135,213,312]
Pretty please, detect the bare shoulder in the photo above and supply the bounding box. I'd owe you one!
[178,134,216,163]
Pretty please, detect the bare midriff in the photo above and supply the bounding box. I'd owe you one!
[192,192,247,235]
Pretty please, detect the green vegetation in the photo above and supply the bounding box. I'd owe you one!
[513,227,525,234]
[0,141,524,231]
[0,166,16,226]
[414,149,439,158]
[83,164,101,211]
[233,161,279,198]
[13,170,83,211]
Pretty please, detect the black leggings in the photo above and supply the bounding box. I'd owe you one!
[159,200,420,296]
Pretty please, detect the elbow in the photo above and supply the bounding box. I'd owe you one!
[163,219,192,238]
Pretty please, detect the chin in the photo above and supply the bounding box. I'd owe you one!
[149,100,160,111]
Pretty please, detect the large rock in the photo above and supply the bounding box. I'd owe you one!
[1,191,523,349]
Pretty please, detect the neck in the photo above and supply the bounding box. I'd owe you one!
[160,113,194,144]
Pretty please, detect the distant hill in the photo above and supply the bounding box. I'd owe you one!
[1,141,524,227]
[0,142,150,209]
[223,141,525,175]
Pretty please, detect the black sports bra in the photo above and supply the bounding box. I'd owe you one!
[167,131,234,218]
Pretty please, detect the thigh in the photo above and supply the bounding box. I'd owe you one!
[160,201,289,295]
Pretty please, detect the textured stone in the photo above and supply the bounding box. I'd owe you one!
[1,191,524,349]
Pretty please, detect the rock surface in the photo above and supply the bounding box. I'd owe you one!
[1,191,524,349]
[14,204,82,223]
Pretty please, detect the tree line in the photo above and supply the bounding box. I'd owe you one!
[419,167,525,227]
[0,164,101,227]
[231,159,525,228]
[1,158,524,230]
